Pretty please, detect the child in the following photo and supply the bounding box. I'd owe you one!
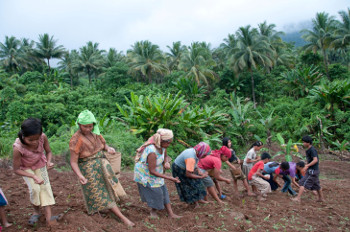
[198,146,232,204]
[262,161,280,191]
[13,118,61,227]
[292,136,324,202]
[243,141,263,193]
[248,152,272,200]
[0,188,12,228]
[222,138,255,196]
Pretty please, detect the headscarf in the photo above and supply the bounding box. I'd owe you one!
[193,142,211,159]
[136,128,174,154]
[212,146,232,159]
[76,110,100,135]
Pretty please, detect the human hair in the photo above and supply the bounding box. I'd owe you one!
[268,162,279,168]
[18,118,43,145]
[222,137,230,147]
[296,161,305,168]
[280,162,290,171]
[261,152,271,160]
[302,135,313,145]
[250,141,263,149]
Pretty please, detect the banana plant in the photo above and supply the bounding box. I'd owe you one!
[273,133,303,161]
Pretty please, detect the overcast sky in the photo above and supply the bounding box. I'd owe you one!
[0,0,349,53]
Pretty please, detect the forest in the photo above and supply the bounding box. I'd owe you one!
[0,9,349,164]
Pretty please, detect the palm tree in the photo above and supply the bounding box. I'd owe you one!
[34,33,66,72]
[74,41,105,85]
[301,12,337,80]
[166,41,186,71]
[178,42,217,87]
[333,8,350,48]
[127,40,168,83]
[229,25,274,108]
[104,48,124,68]
[58,50,79,87]
[0,36,23,72]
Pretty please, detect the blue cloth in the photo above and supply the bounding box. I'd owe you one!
[174,148,198,170]
[281,175,297,195]
[263,162,279,174]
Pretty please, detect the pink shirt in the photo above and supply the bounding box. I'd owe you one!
[13,133,47,170]
[248,161,264,180]
[198,155,222,170]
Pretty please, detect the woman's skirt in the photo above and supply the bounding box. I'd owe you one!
[172,163,207,204]
[78,152,127,214]
[137,183,170,210]
[0,188,8,206]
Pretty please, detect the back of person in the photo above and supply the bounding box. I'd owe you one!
[263,162,279,174]
[174,148,198,170]
[306,146,319,170]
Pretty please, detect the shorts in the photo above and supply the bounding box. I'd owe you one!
[23,166,55,207]
[298,169,321,191]
[199,168,214,188]
[229,162,246,181]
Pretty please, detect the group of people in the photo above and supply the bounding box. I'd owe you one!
[0,109,324,229]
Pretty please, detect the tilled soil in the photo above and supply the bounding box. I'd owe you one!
[1,158,350,232]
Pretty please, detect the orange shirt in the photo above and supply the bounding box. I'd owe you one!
[248,161,264,180]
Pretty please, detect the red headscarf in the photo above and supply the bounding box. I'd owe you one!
[211,146,232,159]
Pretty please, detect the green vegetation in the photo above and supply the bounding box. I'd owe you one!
[0,9,349,164]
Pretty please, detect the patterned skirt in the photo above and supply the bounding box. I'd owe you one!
[78,152,127,214]
[172,163,207,204]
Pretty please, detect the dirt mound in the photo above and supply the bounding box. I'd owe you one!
[1,158,350,231]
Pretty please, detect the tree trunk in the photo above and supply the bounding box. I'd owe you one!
[47,58,51,73]
[322,48,331,81]
[250,69,256,108]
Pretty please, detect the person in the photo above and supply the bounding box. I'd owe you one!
[12,118,61,227]
[262,161,280,191]
[69,110,134,227]
[0,188,12,228]
[222,138,255,196]
[248,152,272,200]
[198,145,232,204]
[274,162,304,196]
[243,141,263,193]
[172,142,211,207]
[292,136,324,203]
[134,128,182,219]
[295,161,306,181]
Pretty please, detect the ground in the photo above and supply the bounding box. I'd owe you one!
[1,156,350,232]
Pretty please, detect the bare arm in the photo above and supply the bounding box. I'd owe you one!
[185,170,207,179]
[291,177,300,188]
[70,150,88,184]
[13,148,44,184]
[305,157,318,169]
[147,153,180,183]
[43,134,54,169]
[273,173,282,187]
[212,168,231,184]
[225,160,237,170]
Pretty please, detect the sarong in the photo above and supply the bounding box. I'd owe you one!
[78,152,127,214]
[172,163,207,204]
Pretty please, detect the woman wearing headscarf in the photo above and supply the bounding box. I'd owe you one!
[172,142,211,207]
[198,146,232,204]
[69,110,134,227]
[134,129,181,219]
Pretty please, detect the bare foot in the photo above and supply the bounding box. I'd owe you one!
[123,219,135,227]
[169,214,182,219]
[257,196,266,201]
[316,199,325,202]
[149,211,159,219]
[46,219,58,227]
[4,222,13,228]
[291,197,301,203]
[247,192,256,196]
[198,199,209,204]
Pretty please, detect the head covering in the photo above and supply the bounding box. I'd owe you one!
[136,128,174,154]
[212,146,232,159]
[193,142,211,159]
[76,110,100,135]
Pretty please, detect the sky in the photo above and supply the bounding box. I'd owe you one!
[0,0,349,54]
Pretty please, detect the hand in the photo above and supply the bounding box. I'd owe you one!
[79,175,88,185]
[219,169,223,174]
[33,176,44,185]
[164,162,171,170]
[200,172,208,178]
[225,179,231,184]
[172,177,181,183]
[265,176,270,180]
[107,147,116,154]
[46,162,54,170]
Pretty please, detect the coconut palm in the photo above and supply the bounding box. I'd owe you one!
[0,36,23,73]
[34,33,66,72]
[104,48,124,68]
[127,40,168,83]
[166,41,186,71]
[333,8,350,48]
[58,50,79,87]
[74,41,105,85]
[301,12,337,80]
[178,42,217,87]
[229,25,274,108]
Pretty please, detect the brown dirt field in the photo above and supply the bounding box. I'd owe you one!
[1,157,350,232]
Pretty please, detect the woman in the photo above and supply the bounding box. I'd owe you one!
[172,142,211,207]
[198,146,232,204]
[242,141,263,193]
[134,129,181,219]
[223,138,255,196]
[69,110,134,227]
